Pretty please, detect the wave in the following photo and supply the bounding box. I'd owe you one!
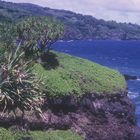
[58,40,64,42]
[137,79,140,81]
[67,40,74,42]
[128,91,139,99]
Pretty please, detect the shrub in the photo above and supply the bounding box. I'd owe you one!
[0,47,44,118]
[0,17,64,60]
[15,17,64,58]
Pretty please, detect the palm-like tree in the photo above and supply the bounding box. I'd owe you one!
[0,47,43,119]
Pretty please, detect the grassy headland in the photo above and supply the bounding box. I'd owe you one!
[0,15,128,140]
[0,51,126,140]
[34,51,126,98]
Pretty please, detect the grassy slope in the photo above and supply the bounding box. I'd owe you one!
[0,128,83,140]
[34,51,126,98]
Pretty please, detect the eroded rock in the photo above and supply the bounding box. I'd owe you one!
[0,92,140,140]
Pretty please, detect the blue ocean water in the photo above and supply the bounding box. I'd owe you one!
[53,40,140,126]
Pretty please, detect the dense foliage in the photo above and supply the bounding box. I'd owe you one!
[0,14,64,118]
[0,17,63,58]
[0,47,43,117]
[15,17,63,57]
[0,0,140,40]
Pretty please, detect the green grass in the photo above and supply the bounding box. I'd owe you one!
[30,130,83,140]
[0,128,14,140]
[0,128,83,140]
[34,51,126,98]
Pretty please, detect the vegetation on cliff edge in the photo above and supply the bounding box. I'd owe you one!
[34,51,126,98]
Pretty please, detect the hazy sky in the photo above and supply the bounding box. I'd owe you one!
[4,0,140,24]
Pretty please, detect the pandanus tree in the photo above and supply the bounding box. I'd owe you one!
[0,47,44,118]
[15,17,64,59]
[0,16,63,118]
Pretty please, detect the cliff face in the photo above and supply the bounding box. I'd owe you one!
[1,91,139,140]
[41,92,140,140]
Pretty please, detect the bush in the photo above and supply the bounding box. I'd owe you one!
[15,17,64,58]
[0,17,64,60]
[0,47,44,118]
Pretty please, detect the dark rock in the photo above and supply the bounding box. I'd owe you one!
[134,127,140,140]
[0,92,139,140]
[124,74,137,81]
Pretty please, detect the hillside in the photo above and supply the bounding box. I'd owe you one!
[1,0,140,40]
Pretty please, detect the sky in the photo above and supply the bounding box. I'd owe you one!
[4,0,140,24]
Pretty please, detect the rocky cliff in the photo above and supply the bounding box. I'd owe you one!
[0,91,140,140]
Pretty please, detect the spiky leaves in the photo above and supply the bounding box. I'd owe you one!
[0,47,44,118]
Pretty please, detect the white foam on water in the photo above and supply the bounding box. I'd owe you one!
[128,91,139,99]
[64,50,69,52]
[67,40,74,42]
[58,40,64,42]
[137,79,140,81]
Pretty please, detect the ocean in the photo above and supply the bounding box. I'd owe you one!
[53,40,140,126]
